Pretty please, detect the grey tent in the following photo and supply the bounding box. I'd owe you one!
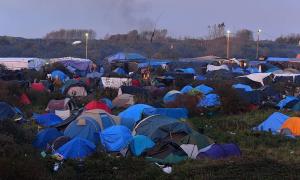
[132,115,192,142]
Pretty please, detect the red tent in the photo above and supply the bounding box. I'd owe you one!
[297,54,300,59]
[84,100,112,114]
[20,93,31,105]
[132,79,141,87]
[31,83,46,92]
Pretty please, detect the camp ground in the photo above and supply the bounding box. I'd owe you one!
[2,51,300,178]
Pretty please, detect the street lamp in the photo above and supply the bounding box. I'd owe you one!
[85,33,89,59]
[226,30,231,59]
[256,29,262,59]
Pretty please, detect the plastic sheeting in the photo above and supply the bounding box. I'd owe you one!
[143,107,188,120]
[130,135,155,156]
[194,84,213,95]
[119,104,153,130]
[277,96,298,109]
[255,112,289,133]
[33,128,63,150]
[100,125,132,152]
[33,113,63,127]
[55,137,96,159]
[206,64,229,72]
[232,83,253,92]
[197,94,220,107]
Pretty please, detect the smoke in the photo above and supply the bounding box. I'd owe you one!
[105,0,155,32]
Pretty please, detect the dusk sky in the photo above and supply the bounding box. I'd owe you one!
[0,0,299,39]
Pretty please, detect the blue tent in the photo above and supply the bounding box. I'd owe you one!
[119,104,153,130]
[246,67,259,73]
[101,98,113,109]
[138,61,169,69]
[0,102,18,121]
[277,96,298,109]
[33,113,63,127]
[163,90,182,104]
[195,75,206,81]
[113,67,126,75]
[64,116,101,145]
[51,70,69,82]
[55,137,96,159]
[100,125,132,152]
[130,135,155,156]
[33,128,63,150]
[194,84,213,95]
[255,112,289,133]
[180,85,194,93]
[143,107,188,119]
[175,68,196,74]
[232,67,244,74]
[107,52,146,63]
[266,57,291,62]
[197,94,221,107]
[232,83,253,92]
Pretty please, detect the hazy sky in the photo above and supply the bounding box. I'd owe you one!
[0,0,299,39]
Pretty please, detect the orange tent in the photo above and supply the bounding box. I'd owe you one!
[281,117,300,136]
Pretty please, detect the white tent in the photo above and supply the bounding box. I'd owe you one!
[0,57,46,70]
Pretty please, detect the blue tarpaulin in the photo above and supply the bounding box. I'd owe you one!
[255,112,289,133]
[130,135,155,156]
[175,68,196,74]
[51,70,69,82]
[232,83,253,92]
[194,84,213,95]
[180,85,194,93]
[100,125,133,152]
[64,116,102,145]
[119,104,153,130]
[113,67,126,75]
[107,52,146,63]
[33,113,63,127]
[0,102,18,121]
[232,67,244,74]
[195,75,206,81]
[55,137,96,159]
[143,107,188,119]
[33,128,63,150]
[277,96,298,109]
[163,90,182,104]
[197,94,221,107]
[246,67,259,73]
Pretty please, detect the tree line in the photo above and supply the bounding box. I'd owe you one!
[0,27,299,62]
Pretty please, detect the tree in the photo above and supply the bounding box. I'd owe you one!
[44,29,97,40]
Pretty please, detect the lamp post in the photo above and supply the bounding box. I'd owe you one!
[85,33,89,59]
[226,30,231,59]
[256,29,262,59]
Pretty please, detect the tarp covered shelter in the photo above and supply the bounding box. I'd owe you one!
[33,128,63,150]
[33,113,63,127]
[50,57,93,76]
[0,57,46,70]
[51,70,69,82]
[194,84,214,95]
[107,52,147,63]
[197,94,220,107]
[143,107,188,120]
[100,125,133,152]
[130,135,155,156]
[163,90,182,104]
[55,137,96,159]
[133,115,192,142]
[197,143,241,160]
[255,112,289,133]
[232,83,253,92]
[119,104,153,130]
[0,102,22,121]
